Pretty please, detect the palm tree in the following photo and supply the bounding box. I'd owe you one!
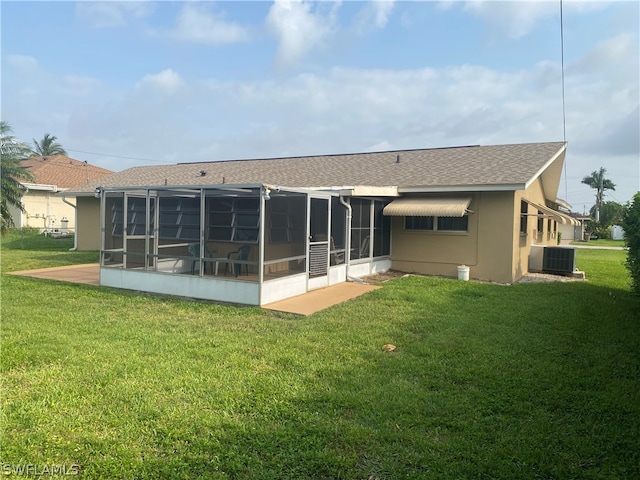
[581,167,616,222]
[31,133,67,156]
[1,121,34,232]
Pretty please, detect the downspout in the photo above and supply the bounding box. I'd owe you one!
[339,195,354,281]
[22,185,30,228]
[62,196,78,251]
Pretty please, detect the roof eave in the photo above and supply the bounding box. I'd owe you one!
[524,142,567,190]
[56,191,95,197]
[21,182,58,192]
[398,184,526,194]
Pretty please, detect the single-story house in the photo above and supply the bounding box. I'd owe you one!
[9,155,112,240]
[63,142,579,306]
[558,210,590,243]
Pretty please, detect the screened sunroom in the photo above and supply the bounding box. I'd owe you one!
[98,184,391,306]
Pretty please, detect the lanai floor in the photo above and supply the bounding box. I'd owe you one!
[7,264,380,315]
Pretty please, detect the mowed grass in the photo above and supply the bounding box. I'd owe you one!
[1,231,639,479]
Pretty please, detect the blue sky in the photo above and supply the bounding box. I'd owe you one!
[2,1,638,212]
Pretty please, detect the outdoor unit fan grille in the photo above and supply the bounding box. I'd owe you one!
[543,247,576,275]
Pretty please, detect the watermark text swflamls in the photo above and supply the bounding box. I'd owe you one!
[1,464,80,476]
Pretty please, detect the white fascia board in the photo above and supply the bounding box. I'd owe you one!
[305,186,354,193]
[57,191,96,197]
[398,184,525,193]
[21,183,58,192]
[305,185,399,197]
[554,197,573,211]
[351,186,399,197]
[524,143,567,190]
[273,185,339,196]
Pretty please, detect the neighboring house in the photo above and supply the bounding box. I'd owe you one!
[64,142,579,306]
[8,155,113,240]
[558,211,590,243]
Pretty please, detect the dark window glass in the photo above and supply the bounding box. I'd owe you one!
[158,196,201,240]
[437,216,468,231]
[181,212,200,226]
[210,198,233,211]
[405,216,434,230]
[350,199,371,260]
[520,201,528,234]
[235,198,259,212]
[210,227,232,241]
[235,228,259,242]
[236,213,259,227]
[179,226,200,240]
[373,201,391,257]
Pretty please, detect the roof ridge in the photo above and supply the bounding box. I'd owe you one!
[177,141,565,166]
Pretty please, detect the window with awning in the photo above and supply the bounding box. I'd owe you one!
[383,197,472,217]
[523,199,580,226]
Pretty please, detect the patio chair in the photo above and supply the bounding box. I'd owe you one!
[316,234,344,265]
[359,235,370,258]
[188,243,215,275]
[225,245,251,277]
[331,237,345,265]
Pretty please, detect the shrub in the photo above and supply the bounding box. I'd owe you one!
[622,193,640,294]
[586,220,611,240]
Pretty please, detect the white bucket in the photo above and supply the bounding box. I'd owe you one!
[457,265,470,281]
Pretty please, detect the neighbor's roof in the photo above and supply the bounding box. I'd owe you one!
[65,142,566,195]
[21,155,113,189]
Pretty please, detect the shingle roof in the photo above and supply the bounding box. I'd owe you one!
[66,142,566,194]
[20,155,113,189]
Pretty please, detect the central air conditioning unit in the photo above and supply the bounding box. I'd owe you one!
[542,246,576,275]
[529,245,545,272]
[529,245,577,275]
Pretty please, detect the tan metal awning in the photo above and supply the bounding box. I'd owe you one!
[383,197,471,217]
[524,200,580,226]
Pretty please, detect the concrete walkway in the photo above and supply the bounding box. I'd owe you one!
[7,264,380,315]
[571,245,627,251]
[263,282,380,316]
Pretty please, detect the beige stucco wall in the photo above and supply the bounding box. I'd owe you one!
[476,191,518,282]
[390,194,478,278]
[512,179,561,281]
[76,196,101,250]
[390,186,563,284]
[13,191,76,230]
[390,192,518,283]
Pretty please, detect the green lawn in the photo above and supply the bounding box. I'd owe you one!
[2,231,639,479]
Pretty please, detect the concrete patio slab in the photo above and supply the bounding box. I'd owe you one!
[8,264,380,315]
[8,263,100,286]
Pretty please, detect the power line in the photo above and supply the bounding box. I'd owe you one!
[560,0,568,201]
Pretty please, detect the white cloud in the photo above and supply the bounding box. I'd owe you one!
[266,0,337,66]
[136,69,184,93]
[463,0,557,39]
[6,54,38,71]
[61,75,104,98]
[2,24,637,205]
[569,32,638,77]
[355,0,395,33]
[461,0,613,39]
[75,2,153,29]
[151,3,249,46]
